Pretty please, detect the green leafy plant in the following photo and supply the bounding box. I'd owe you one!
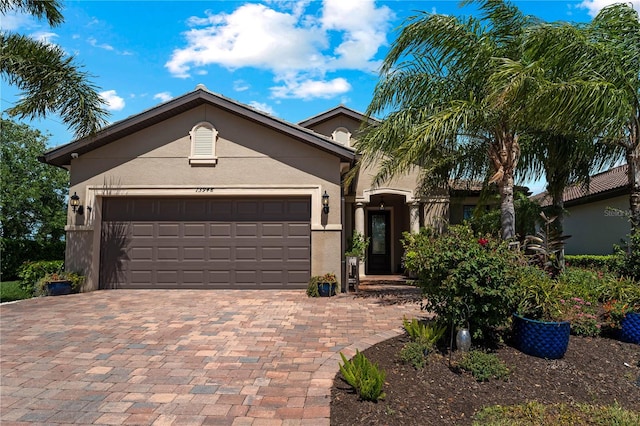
[613,231,640,281]
[345,230,370,262]
[514,265,564,321]
[399,341,430,369]
[339,350,386,401]
[17,260,64,295]
[523,212,571,278]
[306,275,320,297]
[459,350,510,382]
[560,297,600,337]
[403,225,525,341]
[402,317,446,346]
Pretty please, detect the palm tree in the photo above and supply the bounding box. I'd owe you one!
[0,0,108,138]
[493,4,639,237]
[355,0,532,240]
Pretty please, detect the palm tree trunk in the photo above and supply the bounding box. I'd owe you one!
[627,125,640,238]
[489,130,519,240]
[499,174,516,240]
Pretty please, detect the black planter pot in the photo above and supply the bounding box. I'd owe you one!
[45,280,72,296]
[513,313,570,359]
[318,282,336,297]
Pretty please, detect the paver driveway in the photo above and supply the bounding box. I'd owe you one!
[1,290,422,425]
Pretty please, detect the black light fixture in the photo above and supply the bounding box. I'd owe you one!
[322,190,330,214]
[379,197,385,210]
[69,192,84,215]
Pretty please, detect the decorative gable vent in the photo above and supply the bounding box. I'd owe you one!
[332,127,351,146]
[189,122,218,165]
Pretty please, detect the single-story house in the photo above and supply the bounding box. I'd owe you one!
[41,85,484,291]
[532,164,631,255]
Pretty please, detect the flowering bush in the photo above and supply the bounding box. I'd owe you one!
[403,225,525,342]
[602,299,640,329]
[560,297,600,337]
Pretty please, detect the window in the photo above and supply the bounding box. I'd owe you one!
[463,205,475,220]
[189,122,218,165]
[332,127,351,146]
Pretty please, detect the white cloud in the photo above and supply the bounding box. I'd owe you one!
[579,0,640,17]
[100,90,125,111]
[165,0,392,100]
[248,101,276,115]
[153,92,173,103]
[271,77,351,100]
[31,31,58,45]
[88,37,114,51]
[1,12,34,31]
[234,80,250,92]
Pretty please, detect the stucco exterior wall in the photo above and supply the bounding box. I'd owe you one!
[563,195,631,255]
[66,104,344,290]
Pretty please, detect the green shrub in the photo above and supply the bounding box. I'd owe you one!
[613,232,640,281]
[17,260,64,295]
[402,317,447,346]
[34,271,85,296]
[399,341,430,369]
[459,350,510,382]
[339,350,386,401]
[0,238,65,281]
[306,275,320,297]
[403,225,524,342]
[565,255,617,271]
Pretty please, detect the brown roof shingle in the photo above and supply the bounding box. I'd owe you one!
[532,164,629,206]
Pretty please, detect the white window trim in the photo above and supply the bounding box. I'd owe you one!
[189,121,218,165]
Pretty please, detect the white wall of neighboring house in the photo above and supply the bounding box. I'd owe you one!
[563,195,631,255]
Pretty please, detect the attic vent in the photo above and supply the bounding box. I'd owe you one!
[189,122,218,166]
[332,127,351,146]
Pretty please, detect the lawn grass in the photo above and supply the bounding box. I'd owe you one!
[473,401,640,425]
[0,280,31,303]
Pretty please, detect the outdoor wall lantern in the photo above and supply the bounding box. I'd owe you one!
[69,192,84,215]
[322,190,330,214]
[379,197,385,210]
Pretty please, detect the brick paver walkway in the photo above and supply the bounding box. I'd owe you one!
[1,290,422,425]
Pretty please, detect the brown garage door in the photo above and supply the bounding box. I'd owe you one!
[100,197,311,289]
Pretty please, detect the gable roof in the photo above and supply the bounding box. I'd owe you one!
[298,105,378,128]
[40,85,356,168]
[532,164,630,207]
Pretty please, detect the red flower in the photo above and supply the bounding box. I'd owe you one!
[478,238,489,247]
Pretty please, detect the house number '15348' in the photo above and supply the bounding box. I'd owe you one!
[195,187,215,192]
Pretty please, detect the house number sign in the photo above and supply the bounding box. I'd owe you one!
[195,187,216,192]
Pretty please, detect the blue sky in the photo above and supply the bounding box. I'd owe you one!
[2,0,637,191]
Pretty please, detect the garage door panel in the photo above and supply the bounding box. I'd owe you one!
[210,224,232,236]
[184,223,206,236]
[100,197,310,289]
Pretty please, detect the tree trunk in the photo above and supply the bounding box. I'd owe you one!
[499,174,516,240]
[627,129,639,238]
[489,129,519,240]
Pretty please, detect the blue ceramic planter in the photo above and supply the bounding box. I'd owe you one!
[318,282,336,297]
[46,281,72,296]
[620,312,640,344]
[513,314,570,359]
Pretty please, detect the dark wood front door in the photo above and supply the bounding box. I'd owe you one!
[367,210,391,274]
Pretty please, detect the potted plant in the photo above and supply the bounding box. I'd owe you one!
[36,271,84,296]
[604,299,640,344]
[306,273,338,297]
[513,266,570,359]
[345,230,369,263]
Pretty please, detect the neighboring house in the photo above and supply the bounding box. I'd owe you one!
[532,164,631,255]
[41,85,485,291]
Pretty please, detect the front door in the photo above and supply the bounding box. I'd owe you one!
[367,210,391,274]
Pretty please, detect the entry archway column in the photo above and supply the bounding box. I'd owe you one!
[409,201,421,234]
[355,202,366,276]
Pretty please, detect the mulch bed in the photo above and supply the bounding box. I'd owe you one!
[331,303,640,425]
